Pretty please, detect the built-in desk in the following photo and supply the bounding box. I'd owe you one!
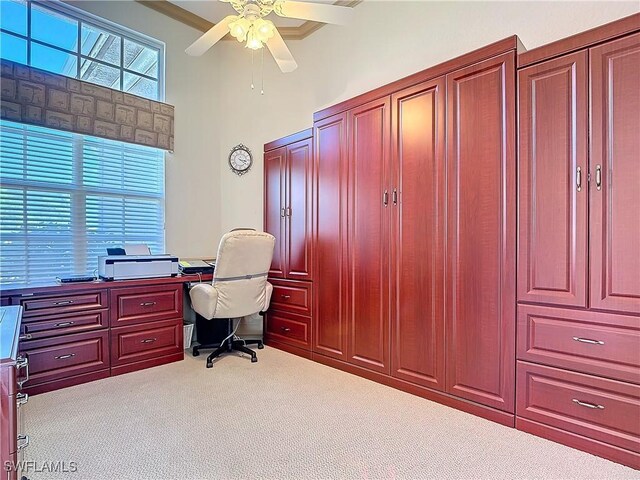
[0,275,212,396]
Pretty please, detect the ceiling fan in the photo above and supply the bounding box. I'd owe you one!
[185,0,354,72]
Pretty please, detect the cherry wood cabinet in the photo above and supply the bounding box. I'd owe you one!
[518,51,589,308]
[445,52,516,413]
[589,33,640,316]
[346,97,391,374]
[264,131,313,281]
[313,113,348,361]
[390,78,445,390]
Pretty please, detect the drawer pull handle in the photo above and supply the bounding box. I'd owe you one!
[280,327,291,333]
[55,321,75,327]
[141,338,157,343]
[16,392,28,407]
[53,300,74,306]
[17,434,30,451]
[140,302,157,307]
[281,295,291,300]
[572,336,604,345]
[16,355,29,388]
[572,399,604,410]
[55,353,76,360]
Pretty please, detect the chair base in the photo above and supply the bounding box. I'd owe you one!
[193,338,264,368]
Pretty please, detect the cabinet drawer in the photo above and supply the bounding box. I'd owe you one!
[111,319,182,366]
[110,285,182,327]
[265,310,310,349]
[13,290,107,318]
[269,279,312,316]
[19,330,109,386]
[517,361,640,453]
[22,310,108,340]
[517,305,640,383]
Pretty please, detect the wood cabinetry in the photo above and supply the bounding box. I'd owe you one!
[264,131,315,357]
[390,78,445,390]
[445,52,516,413]
[3,277,187,396]
[307,38,520,421]
[517,21,640,468]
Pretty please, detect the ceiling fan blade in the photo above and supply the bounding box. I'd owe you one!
[266,30,298,73]
[276,1,354,25]
[185,15,236,56]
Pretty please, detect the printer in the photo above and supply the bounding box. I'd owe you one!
[98,254,179,281]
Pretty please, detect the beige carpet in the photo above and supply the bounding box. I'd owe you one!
[22,347,638,480]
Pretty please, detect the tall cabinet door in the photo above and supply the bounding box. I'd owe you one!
[590,34,640,316]
[347,97,391,374]
[286,138,313,280]
[518,52,588,308]
[264,147,286,278]
[445,52,516,412]
[390,78,445,389]
[313,113,348,360]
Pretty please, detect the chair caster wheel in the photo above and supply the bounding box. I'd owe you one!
[193,350,200,357]
[257,342,264,349]
[251,357,258,363]
[206,362,213,368]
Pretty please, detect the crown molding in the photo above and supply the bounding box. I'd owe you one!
[135,0,362,40]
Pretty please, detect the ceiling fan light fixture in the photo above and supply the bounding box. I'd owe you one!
[229,16,250,42]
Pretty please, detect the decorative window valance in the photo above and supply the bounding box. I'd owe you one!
[0,59,174,151]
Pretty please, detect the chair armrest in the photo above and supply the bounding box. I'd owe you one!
[263,281,273,312]
[189,283,219,319]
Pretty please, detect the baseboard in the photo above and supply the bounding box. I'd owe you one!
[311,352,515,428]
[110,352,184,377]
[516,417,640,470]
[265,339,312,360]
[24,369,111,396]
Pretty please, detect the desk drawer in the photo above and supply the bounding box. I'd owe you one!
[111,319,182,366]
[269,279,312,316]
[13,290,107,318]
[22,310,108,340]
[517,361,640,453]
[19,330,109,386]
[265,310,310,349]
[110,285,182,327]
[517,305,640,383]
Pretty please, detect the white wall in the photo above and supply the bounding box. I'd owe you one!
[69,0,223,259]
[215,0,639,233]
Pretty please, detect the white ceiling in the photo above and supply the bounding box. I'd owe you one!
[169,0,337,28]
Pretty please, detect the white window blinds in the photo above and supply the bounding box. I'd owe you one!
[0,120,165,287]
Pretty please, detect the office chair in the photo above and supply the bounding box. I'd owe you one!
[189,229,275,368]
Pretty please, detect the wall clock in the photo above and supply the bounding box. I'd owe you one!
[229,144,253,176]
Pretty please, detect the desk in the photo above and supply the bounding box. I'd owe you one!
[0,275,211,396]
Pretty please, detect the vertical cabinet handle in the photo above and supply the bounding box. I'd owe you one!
[595,164,602,191]
[576,166,582,192]
[17,434,30,451]
[16,355,29,389]
[280,207,286,218]
[286,207,292,217]
[392,188,398,205]
[383,190,388,207]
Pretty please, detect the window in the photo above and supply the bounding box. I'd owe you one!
[0,0,164,99]
[0,2,166,287]
[0,121,165,287]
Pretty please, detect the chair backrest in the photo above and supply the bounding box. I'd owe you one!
[211,230,275,318]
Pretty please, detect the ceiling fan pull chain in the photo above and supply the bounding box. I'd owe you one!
[251,49,255,90]
[261,47,265,95]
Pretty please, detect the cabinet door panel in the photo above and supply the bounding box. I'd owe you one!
[446,53,516,412]
[286,138,313,280]
[390,78,445,389]
[590,33,640,315]
[264,147,286,278]
[518,51,588,307]
[313,113,348,360]
[347,97,390,374]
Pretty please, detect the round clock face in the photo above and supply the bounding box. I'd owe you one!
[229,145,252,175]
